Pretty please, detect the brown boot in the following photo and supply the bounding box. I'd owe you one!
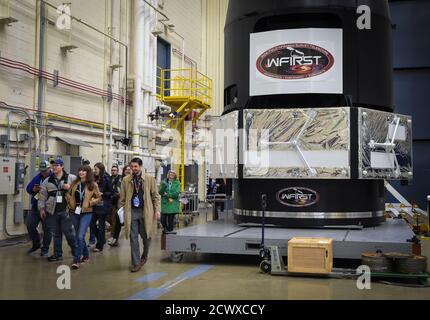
[140,255,147,267]
[130,265,141,273]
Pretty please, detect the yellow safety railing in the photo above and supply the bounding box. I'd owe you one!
[156,67,212,107]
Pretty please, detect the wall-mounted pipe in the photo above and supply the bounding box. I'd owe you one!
[0,100,125,134]
[0,56,126,102]
[131,0,145,153]
[5,110,32,157]
[2,195,26,239]
[150,0,158,159]
[110,148,168,160]
[37,0,46,126]
[108,0,120,170]
[138,123,171,134]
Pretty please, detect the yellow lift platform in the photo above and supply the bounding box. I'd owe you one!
[156,68,212,191]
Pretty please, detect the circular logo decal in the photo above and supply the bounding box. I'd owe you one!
[256,43,335,80]
[276,187,320,208]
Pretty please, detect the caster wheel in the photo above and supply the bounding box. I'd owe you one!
[260,260,271,274]
[259,248,271,260]
[259,249,266,259]
[170,252,184,263]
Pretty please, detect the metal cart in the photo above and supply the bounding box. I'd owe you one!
[179,191,199,226]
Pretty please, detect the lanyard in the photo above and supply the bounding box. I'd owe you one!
[78,183,84,203]
[133,177,141,194]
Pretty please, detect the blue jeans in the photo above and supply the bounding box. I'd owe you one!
[46,211,77,257]
[90,213,106,251]
[26,208,51,254]
[71,213,92,263]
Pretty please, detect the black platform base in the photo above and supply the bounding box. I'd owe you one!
[233,179,386,228]
[234,213,386,228]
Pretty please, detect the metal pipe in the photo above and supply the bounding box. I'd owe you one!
[110,148,168,160]
[0,57,125,101]
[1,101,125,133]
[139,123,171,133]
[2,195,26,239]
[151,0,158,158]
[107,0,116,170]
[117,0,124,140]
[34,125,40,152]
[141,0,153,156]
[132,0,145,153]
[37,0,46,126]
[15,118,28,160]
[102,0,109,166]
[142,0,168,20]
[6,110,31,157]
[125,0,131,141]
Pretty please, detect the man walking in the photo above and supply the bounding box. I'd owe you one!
[119,158,160,273]
[38,158,77,262]
[26,160,52,256]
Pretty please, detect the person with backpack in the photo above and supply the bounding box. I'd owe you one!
[38,158,77,262]
[66,165,101,269]
[108,165,121,246]
[25,160,52,256]
[90,163,113,253]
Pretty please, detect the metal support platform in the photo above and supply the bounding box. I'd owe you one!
[166,218,415,260]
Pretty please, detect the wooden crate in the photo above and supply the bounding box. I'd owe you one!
[288,237,333,274]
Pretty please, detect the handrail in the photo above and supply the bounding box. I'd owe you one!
[156,67,213,107]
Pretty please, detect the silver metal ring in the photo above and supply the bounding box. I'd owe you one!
[234,209,384,219]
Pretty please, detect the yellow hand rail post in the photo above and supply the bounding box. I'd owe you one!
[180,120,185,192]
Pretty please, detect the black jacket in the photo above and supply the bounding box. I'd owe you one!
[95,172,113,214]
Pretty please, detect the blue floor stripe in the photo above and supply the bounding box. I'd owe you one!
[134,272,167,283]
[126,265,214,300]
[127,287,169,300]
[177,265,214,280]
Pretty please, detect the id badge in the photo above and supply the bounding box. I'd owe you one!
[56,195,63,203]
[133,196,140,207]
[75,206,81,215]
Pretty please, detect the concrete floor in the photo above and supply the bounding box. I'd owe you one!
[1,214,430,300]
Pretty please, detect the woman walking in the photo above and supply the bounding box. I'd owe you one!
[159,170,181,233]
[66,165,101,269]
[91,163,113,253]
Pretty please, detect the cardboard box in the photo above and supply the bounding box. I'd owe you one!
[288,237,333,274]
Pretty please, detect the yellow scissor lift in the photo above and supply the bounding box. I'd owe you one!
[156,67,212,192]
